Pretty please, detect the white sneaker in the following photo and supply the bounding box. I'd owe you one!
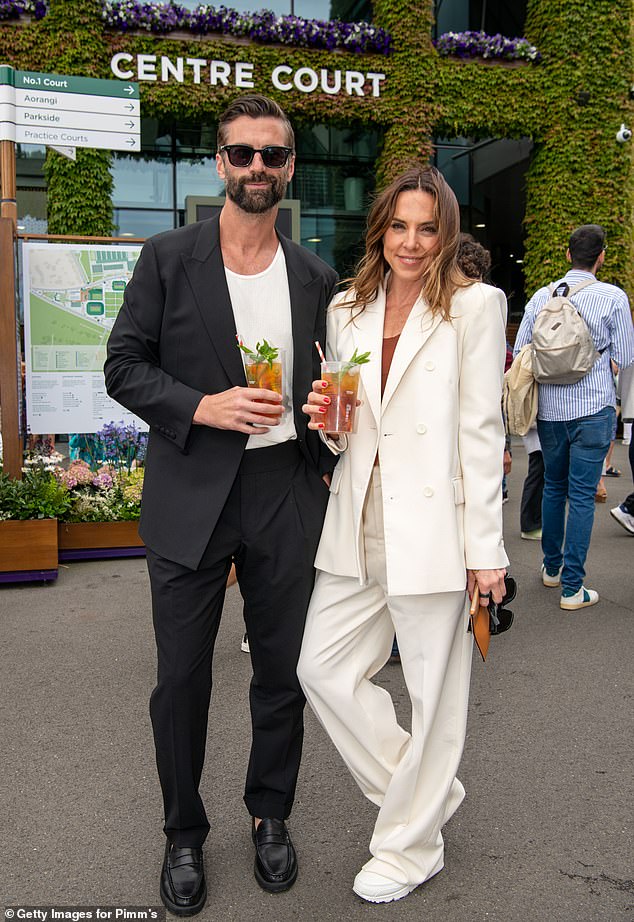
[541,564,562,587]
[560,586,599,610]
[610,505,634,535]
[353,869,418,904]
[241,632,250,653]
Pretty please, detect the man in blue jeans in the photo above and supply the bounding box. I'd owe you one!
[514,225,634,610]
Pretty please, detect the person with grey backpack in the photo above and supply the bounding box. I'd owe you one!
[514,224,634,610]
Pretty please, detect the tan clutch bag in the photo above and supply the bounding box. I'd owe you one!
[469,586,490,662]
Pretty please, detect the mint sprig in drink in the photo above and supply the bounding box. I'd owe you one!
[239,339,283,394]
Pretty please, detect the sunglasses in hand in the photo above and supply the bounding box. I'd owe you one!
[219,144,294,169]
[487,574,517,635]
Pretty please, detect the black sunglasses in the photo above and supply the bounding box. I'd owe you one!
[219,144,294,169]
[488,575,517,635]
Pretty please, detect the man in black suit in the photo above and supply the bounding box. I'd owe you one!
[105,95,338,915]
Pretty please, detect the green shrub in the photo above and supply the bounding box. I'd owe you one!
[0,466,72,521]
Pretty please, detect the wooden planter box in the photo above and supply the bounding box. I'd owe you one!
[0,518,58,582]
[58,521,145,561]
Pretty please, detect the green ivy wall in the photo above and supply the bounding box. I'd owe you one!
[1,0,632,299]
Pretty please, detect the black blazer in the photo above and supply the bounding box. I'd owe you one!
[104,216,339,569]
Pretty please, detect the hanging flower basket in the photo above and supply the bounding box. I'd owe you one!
[435,31,541,64]
[0,0,47,22]
[101,1,393,54]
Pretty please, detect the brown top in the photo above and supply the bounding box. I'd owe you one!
[381,334,400,398]
[374,334,401,467]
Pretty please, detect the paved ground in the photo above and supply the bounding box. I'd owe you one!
[1,440,633,922]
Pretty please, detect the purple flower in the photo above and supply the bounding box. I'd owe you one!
[97,420,148,472]
[92,470,114,490]
[434,30,540,63]
[102,2,392,54]
[3,0,394,52]
[55,460,95,490]
[0,0,47,20]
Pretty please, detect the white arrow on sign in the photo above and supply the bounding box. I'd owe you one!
[16,107,140,134]
[16,89,141,117]
[16,124,141,151]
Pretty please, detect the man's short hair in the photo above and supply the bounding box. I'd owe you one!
[217,94,295,149]
[568,224,605,269]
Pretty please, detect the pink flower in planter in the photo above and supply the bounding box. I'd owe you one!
[92,470,114,490]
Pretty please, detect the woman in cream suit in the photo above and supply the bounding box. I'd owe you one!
[298,166,509,903]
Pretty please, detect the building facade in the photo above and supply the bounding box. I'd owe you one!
[2,0,633,321]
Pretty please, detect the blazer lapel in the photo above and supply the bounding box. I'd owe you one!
[182,217,245,387]
[381,298,443,411]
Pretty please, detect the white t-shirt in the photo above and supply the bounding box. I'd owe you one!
[225,243,297,450]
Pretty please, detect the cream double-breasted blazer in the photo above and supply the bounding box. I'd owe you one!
[314,280,510,596]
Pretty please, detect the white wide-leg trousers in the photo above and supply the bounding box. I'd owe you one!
[298,468,473,886]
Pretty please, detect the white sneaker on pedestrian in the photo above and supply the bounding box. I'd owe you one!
[560,586,599,610]
[353,869,418,904]
[521,528,542,540]
[241,632,250,653]
[610,505,634,535]
[541,564,562,587]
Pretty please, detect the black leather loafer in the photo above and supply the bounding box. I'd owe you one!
[252,818,298,892]
[160,842,207,917]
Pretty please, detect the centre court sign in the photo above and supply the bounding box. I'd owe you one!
[110,53,386,97]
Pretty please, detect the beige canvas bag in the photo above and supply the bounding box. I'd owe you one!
[503,344,538,436]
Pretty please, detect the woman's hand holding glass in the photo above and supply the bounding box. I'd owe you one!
[302,379,334,433]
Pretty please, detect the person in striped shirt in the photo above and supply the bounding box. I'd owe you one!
[514,224,634,610]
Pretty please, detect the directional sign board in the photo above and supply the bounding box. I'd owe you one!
[0,65,15,134]
[0,67,140,152]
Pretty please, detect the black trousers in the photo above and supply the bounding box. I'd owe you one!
[520,449,545,533]
[146,440,329,847]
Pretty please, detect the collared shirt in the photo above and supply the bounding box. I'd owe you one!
[514,269,634,421]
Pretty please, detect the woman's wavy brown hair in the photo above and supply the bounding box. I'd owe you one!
[340,165,470,321]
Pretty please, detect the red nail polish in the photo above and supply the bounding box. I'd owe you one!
[320,381,328,388]
[323,396,331,405]
[318,407,327,413]
[318,423,325,429]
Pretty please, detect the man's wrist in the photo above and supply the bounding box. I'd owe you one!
[193,394,214,426]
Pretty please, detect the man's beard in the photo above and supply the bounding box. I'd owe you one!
[225,170,287,214]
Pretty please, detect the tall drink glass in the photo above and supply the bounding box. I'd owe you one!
[243,351,284,395]
[321,361,360,433]
[243,349,286,424]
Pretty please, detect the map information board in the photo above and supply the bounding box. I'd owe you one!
[23,242,146,433]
